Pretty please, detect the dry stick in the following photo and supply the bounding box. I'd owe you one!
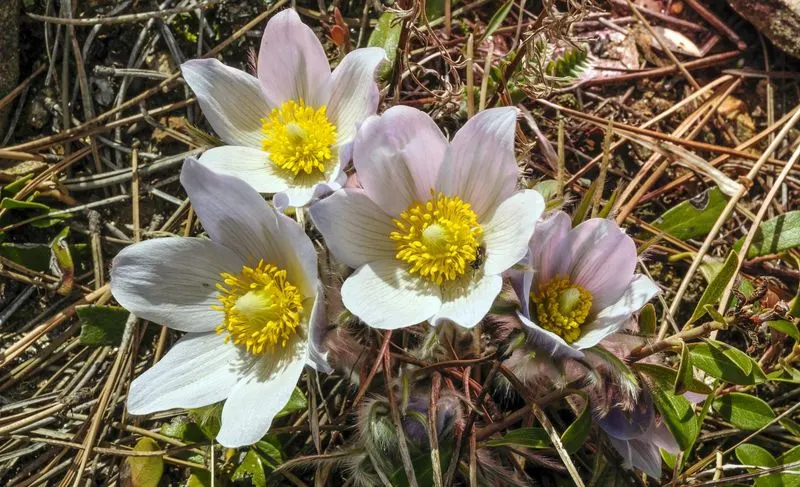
[714,138,800,320]
[591,121,613,217]
[616,78,743,222]
[683,0,747,51]
[131,144,141,243]
[383,351,419,487]
[466,34,475,118]
[567,75,733,185]
[0,64,46,112]
[478,44,494,112]
[27,0,222,25]
[659,104,800,340]
[428,372,443,487]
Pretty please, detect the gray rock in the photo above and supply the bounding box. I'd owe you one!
[727,0,800,58]
[0,0,20,135]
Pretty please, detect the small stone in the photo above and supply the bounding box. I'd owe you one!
[727,0,800,58]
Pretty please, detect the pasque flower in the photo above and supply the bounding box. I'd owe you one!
[310,106,545,329]
[111,159,329,448]
[181,9,385,208]
[513,211,659,359]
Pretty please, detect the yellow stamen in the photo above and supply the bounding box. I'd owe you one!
[261,99,337,176]
[530,275,592,343]
[390,192,483,285]
[213,260,304,355]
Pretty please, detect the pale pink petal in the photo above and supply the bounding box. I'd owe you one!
[216,336,307,447]
[353,106,448,216]
[197,146,288,194]
[529,211,572,285]
[257,9,331,108]
[181,59,270,148]
[438,107,519,218]
[309,188,396,269]
[568,218,638,311]
[429,274,502,329]
[327,47,386,145]
[481,190,544,275]
[341,259,441,329]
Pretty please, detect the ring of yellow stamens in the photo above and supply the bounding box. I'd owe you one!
[390,192,483,285]
[214,260,304,355]
[261,99,337,176]
[530,275,593,343]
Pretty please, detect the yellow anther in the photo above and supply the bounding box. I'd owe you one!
[530,275,593,343]
[261,100,337,176]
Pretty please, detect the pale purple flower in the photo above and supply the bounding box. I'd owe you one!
[513,211,659,359]
[181,9,386,208]
[111,159,329,448]
[597,392,680,479]
[310,106,545,330]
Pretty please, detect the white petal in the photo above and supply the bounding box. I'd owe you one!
[181,159,318,295]
[341,259,441,329]
[216,337,307,447]
[307,285,332,373]
[328,47,386,145]
[429,274,502,329]
[197,146,289,194]
[181,59,269,148]
[353,106,448,216]
[257,9,331,107]
[309,188,396,269]
[111,237,242,332]
[438,107,519,217]
[518,312,584,360]
[529,211,572,285]
[572,275,660,350]
[481,190,544,275]
[127,332,245,414]
[273,177,338,210]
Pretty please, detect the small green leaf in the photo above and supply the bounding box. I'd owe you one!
[780,417,800,437]
[0,242,89,272]
[766,320,799,341]
[688,250,738,324]
[77,305,130,346]
[572,179,598,226]
[713,393,776,430]
[186,470,214,487]
[274,387,307,419]
[634,362,710,395]
[232,449,266,487]
[254,438,283,469]
[598,187,619,219]
[50,227,74,295]
[160,419,207,444]
[485,427,550,448]
[367,12,401,79]
[650,187,728,240]
[635,363,699,450]
[674,343,694,395]
[735,444,781,487]
[189,403,223,440]
[125,438,164,487]
[561,399,591,453]
[0,197,51,212]
[481,0,514,41]
[733,210,800,258]
[0,174,33,199]
[639,303,657,335]
[689,340,765,385]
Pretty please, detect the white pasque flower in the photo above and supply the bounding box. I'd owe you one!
[181,9,386,208]
[111,159,329,448]
[310,106,545,330]
[513,211,660,359]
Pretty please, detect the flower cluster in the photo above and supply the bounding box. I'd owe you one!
[110,8,669,479]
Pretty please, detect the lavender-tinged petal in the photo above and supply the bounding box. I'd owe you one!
[327,47,386,145]
[517,312,585,360]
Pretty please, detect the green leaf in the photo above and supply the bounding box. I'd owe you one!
[0,242,89,272]
[598,187,619,219]
[766,320,799,341]
[367,12,401,79]
[274,387,307,419]
[688,250,738,324]
[650,187,728,240]
[0,197,51,212]
[480,0,514,42]
[735,444,781,487]
[189,403,223,440]
[533,180,560,202]
[713,393,776,430]
[77,305,130,346]
[0,174,33,199]
[254,438,283,469]
[639,303,656,335]
[733,210,800,258]
[160,419,207,444]
[777,444,800,487]
[50,227,74,295]
[125,438,164,487]
[485,427,550,448]
[232,449,267,487]
[634,362,711,395]
[674,343,694,395]
[689,340,765,385]
[561,399,591,454]
[571,179,598,226]
[186,470,214,487]
[634,363,699,450]
[780,417,800,437]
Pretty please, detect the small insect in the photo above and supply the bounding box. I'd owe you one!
[470,245,486,270]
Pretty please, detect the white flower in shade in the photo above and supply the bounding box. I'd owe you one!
[310,106,545,330]
[181,9,386,208]
[111,159,329,448]
[512,211,659,359]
